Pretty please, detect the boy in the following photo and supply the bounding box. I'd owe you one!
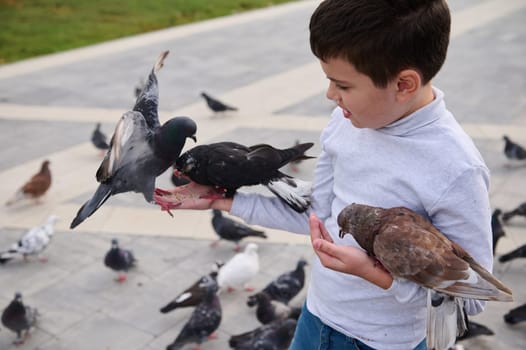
[158,0,493,349]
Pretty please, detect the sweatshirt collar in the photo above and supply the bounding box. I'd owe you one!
[377,87,445,136]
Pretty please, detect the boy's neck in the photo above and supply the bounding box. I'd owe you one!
[403,83,435,118]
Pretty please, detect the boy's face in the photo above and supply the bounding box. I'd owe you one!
[320,57,406,129]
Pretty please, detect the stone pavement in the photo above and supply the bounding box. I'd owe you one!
[0,0,525,349]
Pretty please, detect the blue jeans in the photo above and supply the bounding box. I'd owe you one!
[289,303,427,350]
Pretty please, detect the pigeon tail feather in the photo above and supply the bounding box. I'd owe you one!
[70,184,113,229]
[426,291,465,350]
[266,176,311,213]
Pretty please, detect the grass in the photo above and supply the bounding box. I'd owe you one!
[0,0,297,64]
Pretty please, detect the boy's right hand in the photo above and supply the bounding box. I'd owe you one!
[154,182,226,215]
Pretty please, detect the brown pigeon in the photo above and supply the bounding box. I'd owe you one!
[337,203,513,350]
[6,160,51,206]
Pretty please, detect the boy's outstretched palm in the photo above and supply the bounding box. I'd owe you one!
[154,182,223,215]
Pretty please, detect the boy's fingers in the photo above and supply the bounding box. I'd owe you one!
[313,239,345,271]
[309,213,323,242]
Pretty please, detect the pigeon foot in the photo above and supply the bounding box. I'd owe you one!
[116,274,128,283]
[208,332,218,340]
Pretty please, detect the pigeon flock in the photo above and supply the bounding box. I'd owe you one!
[2,47,525,350]
[1,50,312,349]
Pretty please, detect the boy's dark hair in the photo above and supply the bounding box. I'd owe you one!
[310,0,451,87]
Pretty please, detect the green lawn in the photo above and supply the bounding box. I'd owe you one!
[0,0,297,64]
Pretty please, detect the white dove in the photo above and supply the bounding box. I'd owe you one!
[0,215,59,264]
[217,243,259,293]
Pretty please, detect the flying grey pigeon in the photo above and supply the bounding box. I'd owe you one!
[70,50,197,229]
[504,302,526,325]
[503,135,526,161]
[1,292,39,345]
[338,203,514,350]
[91,122,109,154]
[502,201,526,222]
[156,141,313,213]
[249,292,302,325]
[0,215,59,264]
[247,258,307,306]
[104,238,136,283]
[200,91,237,114]
[499,243,526,263]
[228,318,297,350]
[160,262,223,313]
[6,160,52,206]
[491,209,505,255]
[166,276,222,350]
[211,209,267,251]
[217,243,259,293]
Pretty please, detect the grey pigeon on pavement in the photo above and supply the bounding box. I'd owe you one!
[211,209,267,251]
[503,135,526,161]
[249,292,302,325]
[338,203,514,350]
[247,258,307,306]
[499,243,526,263]
[162,141,314,213]
[91,122,110,153]
[160,262,222,313]
[200,91,237,114]
[502,201,526,222]
[228,318,297,350]
[1,292,39,345]
[166,276,222,350]
[504,302,526,325]
[6,160,52,206]
[491,209,506,255]
[0,215,59,264]
[104,238,136,283]
[217,243,259,293]
[456,311,494,341]
[70,50,197,229]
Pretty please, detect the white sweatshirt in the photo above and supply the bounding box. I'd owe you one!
[230,87,493,350]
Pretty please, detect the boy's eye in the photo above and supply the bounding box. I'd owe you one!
[336,84,349,91]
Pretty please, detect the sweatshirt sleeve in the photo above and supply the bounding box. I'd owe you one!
[428,165,493,315]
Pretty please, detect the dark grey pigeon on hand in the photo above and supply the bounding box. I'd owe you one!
[156,142,313,213]
[104,238,136,283]
[211,209,267,251]
[491,209,506,255]
[200,91,237,114]
[91,122,109,154]
[70,50,197,229]
[1,292,38,346]
[229,318,297,350]
[504,302,526,325]
[502,201,526,222]
[503,135,526,161]
[160,262,222,313]
[248,258,307,306]
[166,276,222,350]
[499,243,526,263]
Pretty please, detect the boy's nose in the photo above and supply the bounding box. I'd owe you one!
[326,81,338,101]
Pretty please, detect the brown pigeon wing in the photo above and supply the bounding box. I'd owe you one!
[374,218,470,289]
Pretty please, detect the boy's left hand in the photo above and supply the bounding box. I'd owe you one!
[309,213,393,289]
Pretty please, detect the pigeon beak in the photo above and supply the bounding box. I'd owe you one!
[191,135,197,142]
[338,229,345,239]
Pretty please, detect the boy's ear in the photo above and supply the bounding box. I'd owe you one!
[395,69,421,101]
